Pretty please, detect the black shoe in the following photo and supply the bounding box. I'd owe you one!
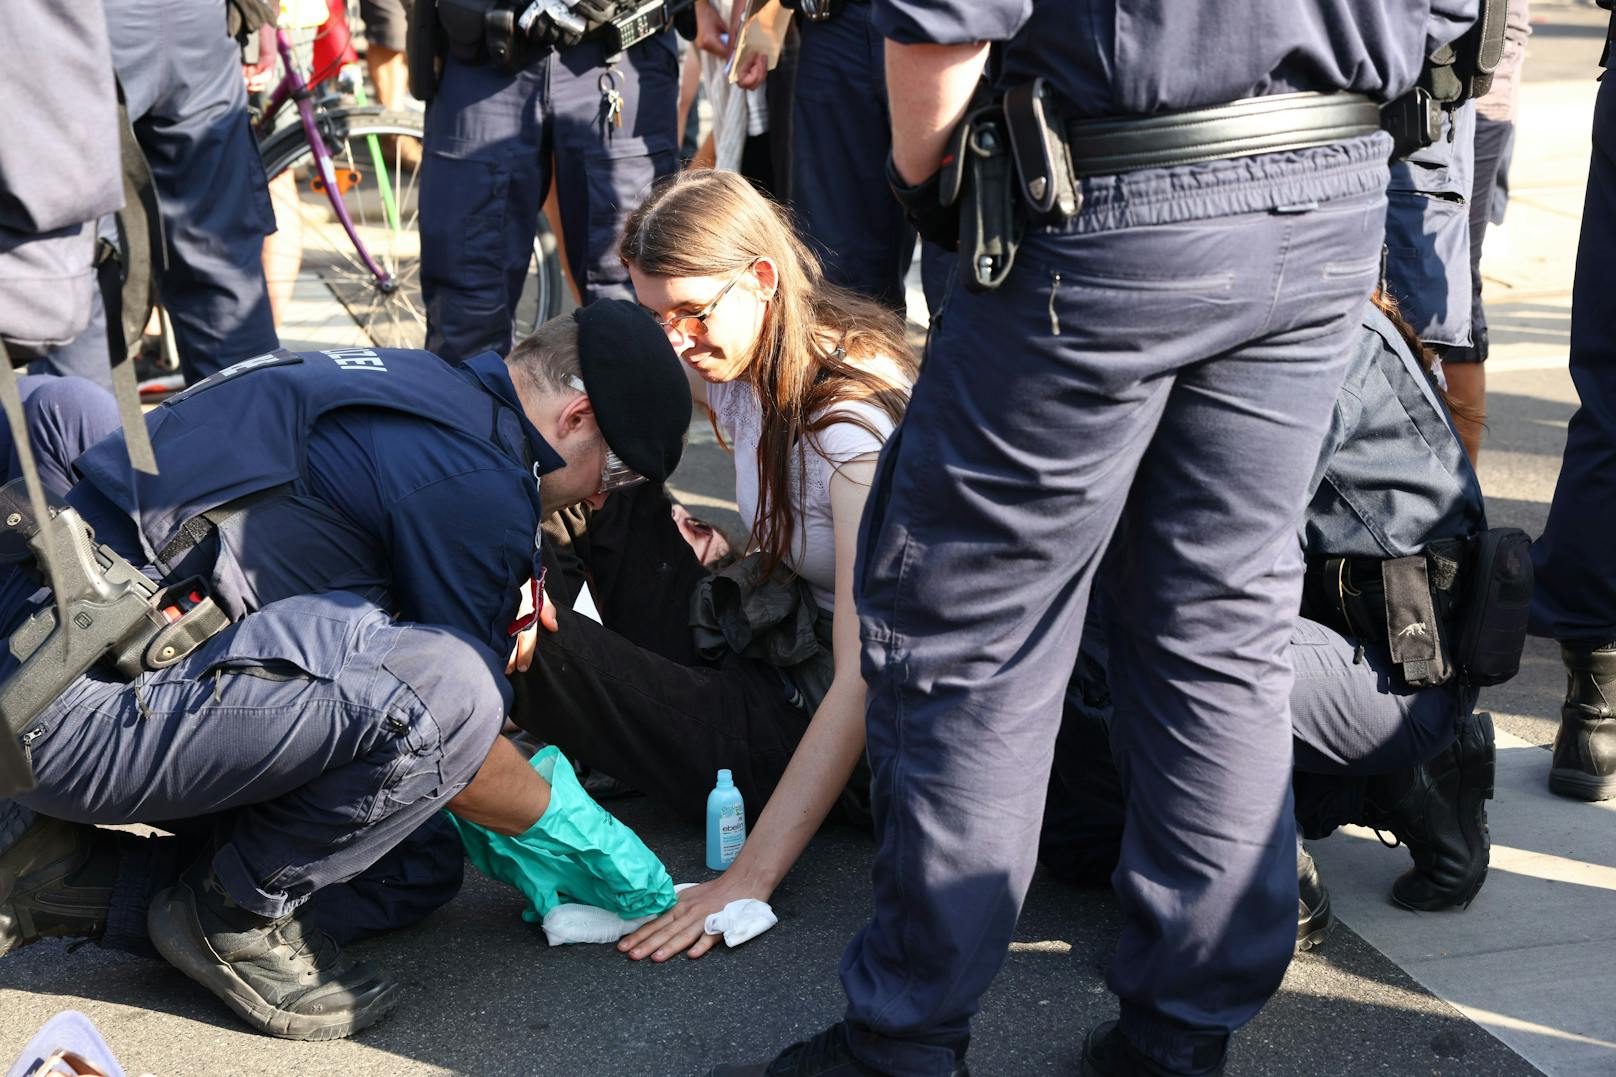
[1295,847,1333,953]
[147,865,399,1040]
[1081,1021,1225,1077]
[1,801,113,957]
[1366,711,1495,911]
[1551,644,1616,801]
[707,1023,969,1077]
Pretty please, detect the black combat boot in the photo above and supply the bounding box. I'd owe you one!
[1296,847,1333,953]
[708,1023,970,1076]
[147,862,399,1041]
[1,801,115,957]
[1081,1021,1226,1077]
[1551,644,1616,801]
[1365,711,1495,911]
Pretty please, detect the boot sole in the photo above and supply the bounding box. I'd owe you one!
[1548,768,1616,802]
[1391,712,1495,912]
[148,884,400,1041]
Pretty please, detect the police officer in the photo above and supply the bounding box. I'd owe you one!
[1042,298,1501,951]
[417,0,685,362]
[34,0,279,390]
[0,302,692,1038]
[779,0,928,312]
[1529,1,1616,803]
[711,2,1475,1075]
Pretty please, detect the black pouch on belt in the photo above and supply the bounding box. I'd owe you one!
[1382,554,1454,688]
[436,0,500,66]
[1002,78,1080,220]
[1451,527,1532,686]
[958,106,1022,293]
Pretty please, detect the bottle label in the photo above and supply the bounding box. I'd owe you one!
[717,802,746,864]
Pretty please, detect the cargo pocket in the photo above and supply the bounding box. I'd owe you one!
[196,592,389,682]
[581,141,677,293]
[420,152,510,286]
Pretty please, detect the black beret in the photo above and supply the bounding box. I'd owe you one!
[573,299,692,484]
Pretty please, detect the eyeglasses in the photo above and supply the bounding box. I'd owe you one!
[563,375,647,494]
[648,259,759,340]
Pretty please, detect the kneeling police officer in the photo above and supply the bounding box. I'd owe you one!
[0,301,691,1039]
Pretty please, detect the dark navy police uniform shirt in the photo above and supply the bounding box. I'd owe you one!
[1302,305,1486,561]
[871,0,1477,118]
[60,351,562,659]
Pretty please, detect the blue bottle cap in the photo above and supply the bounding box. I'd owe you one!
[716,769,733,786]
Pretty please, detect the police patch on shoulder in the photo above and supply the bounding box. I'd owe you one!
[161,350,303,406]
[324,347,389,373]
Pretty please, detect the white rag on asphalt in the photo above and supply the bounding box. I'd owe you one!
[539,885,777,947]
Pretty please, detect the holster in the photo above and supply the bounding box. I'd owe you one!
[1380,0,1506,160]
[1003,78,1080,219]
[957,105,1022,294]
[408,0,448,100]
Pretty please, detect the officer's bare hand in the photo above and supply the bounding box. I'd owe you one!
[618,873,762,962]
[693,2,731,59]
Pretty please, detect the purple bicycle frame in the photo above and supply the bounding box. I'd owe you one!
[255,29,393,286]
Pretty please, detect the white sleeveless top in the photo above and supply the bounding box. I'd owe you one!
[707,359,908,613]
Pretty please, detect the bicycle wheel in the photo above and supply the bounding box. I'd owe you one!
[259,107,565,351]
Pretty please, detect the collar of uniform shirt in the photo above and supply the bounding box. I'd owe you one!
[460,351,567,476]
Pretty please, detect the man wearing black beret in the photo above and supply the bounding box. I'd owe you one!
[0,300,691,1039]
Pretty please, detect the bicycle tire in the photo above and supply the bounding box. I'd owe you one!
[259,107,566,351]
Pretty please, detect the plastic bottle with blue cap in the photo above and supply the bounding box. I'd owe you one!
[706,769,746,871]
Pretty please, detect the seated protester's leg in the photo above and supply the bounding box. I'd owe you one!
[542,482,713,666]
[311,813,465,945]
[2,375,120,497]
[513,600,805,823]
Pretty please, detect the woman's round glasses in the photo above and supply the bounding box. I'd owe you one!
[649,259,760,340]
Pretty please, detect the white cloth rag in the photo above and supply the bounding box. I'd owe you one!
[540,884,777,947]
[702,898,778,947]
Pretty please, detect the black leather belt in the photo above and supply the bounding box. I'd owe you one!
[1061,92,1382,177]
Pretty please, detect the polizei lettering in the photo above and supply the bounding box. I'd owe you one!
[324,347,389,373]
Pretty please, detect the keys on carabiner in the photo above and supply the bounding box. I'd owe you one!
[599,70,624,130]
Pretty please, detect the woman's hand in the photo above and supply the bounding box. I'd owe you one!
[618,872,767,961]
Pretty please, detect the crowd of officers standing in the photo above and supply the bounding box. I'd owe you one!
[2,0,1615,1075]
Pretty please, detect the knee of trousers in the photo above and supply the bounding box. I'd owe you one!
[380,624,510,787]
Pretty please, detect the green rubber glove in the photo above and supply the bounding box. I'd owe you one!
[451,746,677,923]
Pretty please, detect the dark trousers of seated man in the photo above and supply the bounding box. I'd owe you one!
[1038,590,1473,882]
[513,483,833,826]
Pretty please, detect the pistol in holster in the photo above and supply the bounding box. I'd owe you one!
[0,479,229,738]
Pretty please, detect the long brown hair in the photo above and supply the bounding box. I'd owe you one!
[1370,287,1482,429]
[620,169,917,576]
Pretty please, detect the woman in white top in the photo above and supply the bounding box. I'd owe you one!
[510,169,916,961]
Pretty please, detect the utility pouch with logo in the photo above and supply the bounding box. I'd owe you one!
[958,106,1022,293]
[1383,554,1454,689]
[1452,527,1532,686]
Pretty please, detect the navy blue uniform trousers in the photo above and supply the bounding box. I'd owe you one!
[1040,603,1470,884]
[838,139,1390,1076]
[420,37,680,362]
[16,593,504,927]
[790,3,949,314]
[1532,74,1616,646]
[36,0,277,389]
